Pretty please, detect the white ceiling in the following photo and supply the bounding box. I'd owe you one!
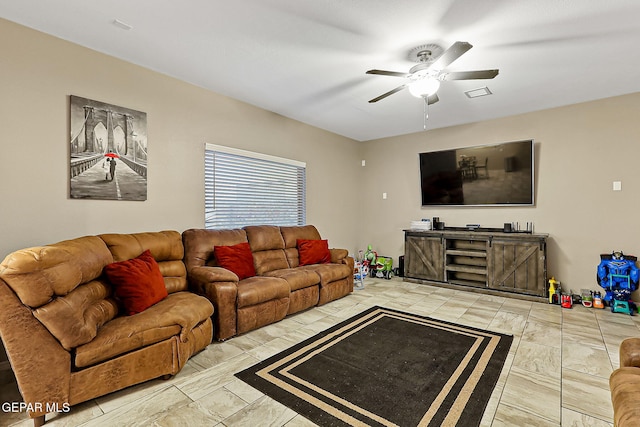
[2,0,640,141]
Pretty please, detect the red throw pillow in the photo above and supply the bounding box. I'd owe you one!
[214,242,256,280]
[297,239,331,266]
[104,250,168,315]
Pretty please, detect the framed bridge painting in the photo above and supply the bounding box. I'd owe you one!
[69,95,148,201]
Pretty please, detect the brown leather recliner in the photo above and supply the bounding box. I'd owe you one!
[0,231,213,426]
[610,337,640,426]
[183,225,354,341]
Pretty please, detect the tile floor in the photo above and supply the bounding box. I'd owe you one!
[1,277,634,427]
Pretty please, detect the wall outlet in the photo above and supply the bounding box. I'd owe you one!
[382,192,387,200]
[361,160,366,167]
[613,181,622,191]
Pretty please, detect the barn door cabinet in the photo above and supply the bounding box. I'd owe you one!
[404,229,548,299]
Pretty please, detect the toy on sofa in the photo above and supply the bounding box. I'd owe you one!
[597,251,639,314]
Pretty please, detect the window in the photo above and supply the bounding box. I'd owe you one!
[205,144,306,229]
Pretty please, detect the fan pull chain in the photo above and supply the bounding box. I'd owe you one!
[423,96,429,130]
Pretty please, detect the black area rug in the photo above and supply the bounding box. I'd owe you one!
[235,306,513,427]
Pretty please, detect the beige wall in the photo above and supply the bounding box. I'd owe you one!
[2,16,640,298]
[0,19,360,259]
[359,93,640,295]
[2,17,640,367]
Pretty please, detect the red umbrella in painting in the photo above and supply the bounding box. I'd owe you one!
[104,152,120,159]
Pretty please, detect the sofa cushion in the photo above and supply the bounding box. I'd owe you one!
[215,242,256,280]
[33,279,119,350]
[610,367,640,427]
[245,226,289,275]
[620,337,640,368]
[297,239,331,266]
[159,260,189,294]
[265,268,320,291]
[236,276,290,308]
[104,250,169,315]
[74,291,213,368]
[245,225,285,251]
[302,263,352,285]
[100,231,184,263]
[280,225,322,267]
[0,236,113,308]
[280,225,322,248]
[251,249,290,275]
[183,228,248,269]
[100,231,188,293]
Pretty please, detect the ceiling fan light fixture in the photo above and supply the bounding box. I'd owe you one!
[408,77,440,98]
[366,41,498,104]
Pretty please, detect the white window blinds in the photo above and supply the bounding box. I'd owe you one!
[205,144,306,229]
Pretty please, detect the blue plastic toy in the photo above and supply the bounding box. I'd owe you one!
[597,251,639,314]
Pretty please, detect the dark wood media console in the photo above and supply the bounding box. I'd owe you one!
[404,228,548,301]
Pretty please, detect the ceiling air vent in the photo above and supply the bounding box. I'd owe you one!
[465,87,492,98]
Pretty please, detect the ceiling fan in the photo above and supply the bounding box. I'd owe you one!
[366,41,499,104]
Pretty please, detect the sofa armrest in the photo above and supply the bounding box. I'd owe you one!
[620,338,640,368]
[330,249,355,272]
[328,250,355,290]
[189,265,239,284]
[0,279,71,420]
[329,248,348,264]
[187,266,239,341]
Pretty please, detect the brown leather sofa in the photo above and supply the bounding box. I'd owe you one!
[0,231,213,426]
[610,337,640,426]
[183,225,354,340]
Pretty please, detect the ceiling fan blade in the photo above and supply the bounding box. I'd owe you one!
[366,69,411,78]
[368,84,408,103]
[427,93,439,105]
[430,41,473,70]
[440,69,499,81]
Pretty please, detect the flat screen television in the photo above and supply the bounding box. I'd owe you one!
[419,139,534,206]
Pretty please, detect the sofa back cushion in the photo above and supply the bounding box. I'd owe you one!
[0,235,119,350]
[182,228,248,269]
[0,235,113,307]
[244,225,289,275]
[280,225,322,267]
[100,231,187,294]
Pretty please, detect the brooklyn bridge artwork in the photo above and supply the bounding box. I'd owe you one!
[70,95,147,201]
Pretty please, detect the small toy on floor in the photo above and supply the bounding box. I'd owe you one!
[611,289,637,315]
[561,293,573,309]
[353,250,368,290]
[593,291,604,309]
[581,289,593,308]
[548,277,562,304]
[372,256,394,280]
